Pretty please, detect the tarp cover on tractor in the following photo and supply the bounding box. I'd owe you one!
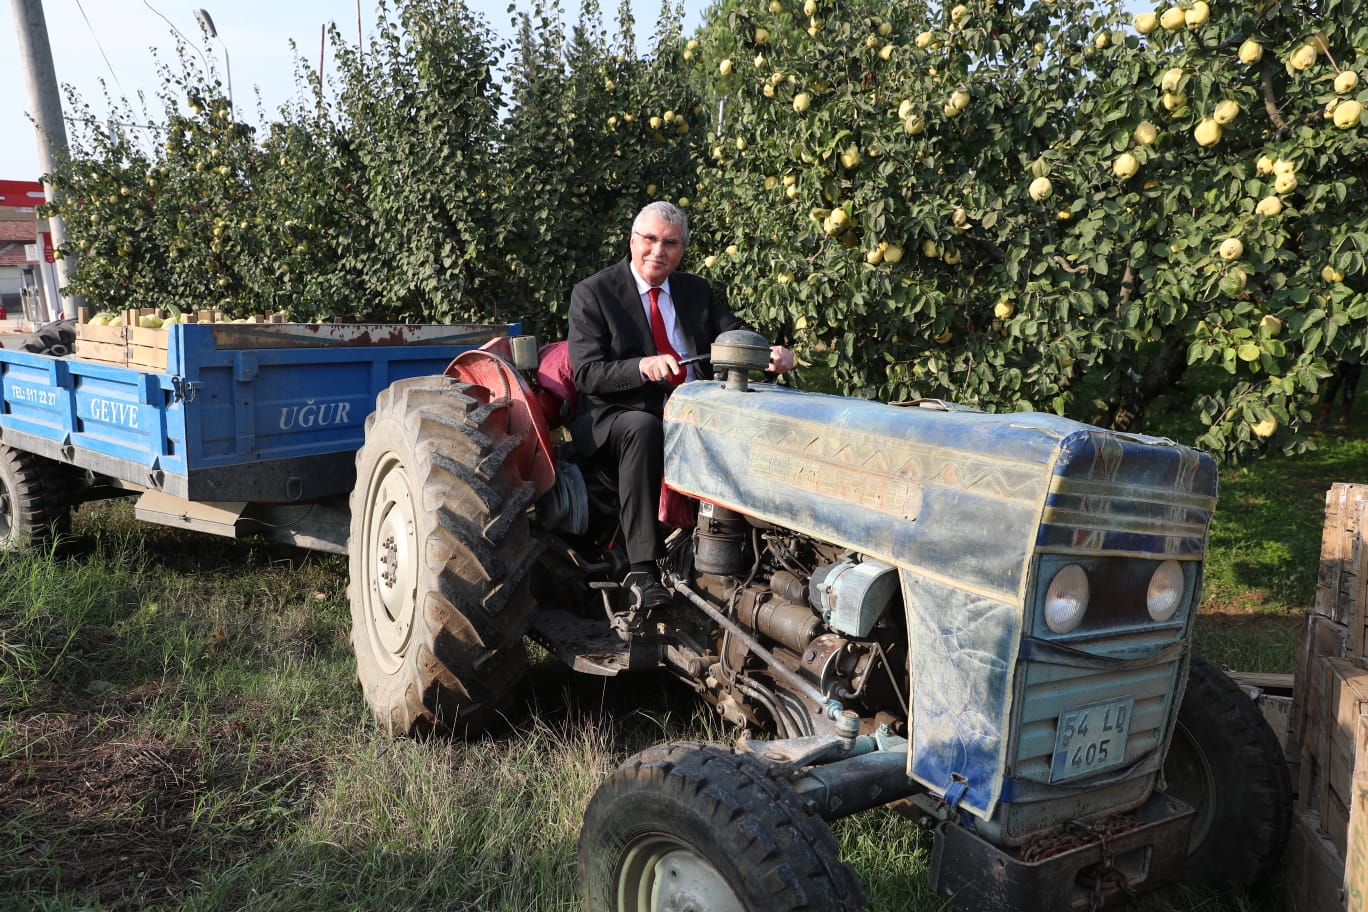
[663,382,1217,819]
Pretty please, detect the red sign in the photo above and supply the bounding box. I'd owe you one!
[0,180,46,209]
[39,231,54,263]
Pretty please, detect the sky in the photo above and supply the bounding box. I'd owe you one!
[2,0,706,181]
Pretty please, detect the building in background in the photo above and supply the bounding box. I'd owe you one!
[0,180,56,327]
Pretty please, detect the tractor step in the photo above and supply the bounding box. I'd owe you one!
[530,608,646,676]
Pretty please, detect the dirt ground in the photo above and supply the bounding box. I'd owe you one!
[1,684,307,910]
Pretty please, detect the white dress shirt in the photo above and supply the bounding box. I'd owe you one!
[629,264,696,381]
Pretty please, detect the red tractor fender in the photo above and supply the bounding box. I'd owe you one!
[444,339,558,499]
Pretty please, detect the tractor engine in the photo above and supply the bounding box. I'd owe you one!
[680,506,909,740]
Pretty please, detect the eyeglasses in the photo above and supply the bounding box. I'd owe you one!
[633,231,684,250]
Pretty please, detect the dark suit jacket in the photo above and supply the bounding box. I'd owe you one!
[568,257,747,456]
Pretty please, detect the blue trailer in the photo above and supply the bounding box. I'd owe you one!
[0,320,514,552]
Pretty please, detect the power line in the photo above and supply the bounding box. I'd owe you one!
[68,114,161,132]
[72,0,126,99]
[142,0,212,74]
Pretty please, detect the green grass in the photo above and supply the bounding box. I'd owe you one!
[0,509,720,911]
[4,394,1365,910]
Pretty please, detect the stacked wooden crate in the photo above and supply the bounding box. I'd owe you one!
[1286,483,1368,912]
[74,309,290,371]
[75,309,176,371]
[1347,716,1368,910]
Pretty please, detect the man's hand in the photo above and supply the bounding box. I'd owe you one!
[640,354,683,383]
[768,345,796,373]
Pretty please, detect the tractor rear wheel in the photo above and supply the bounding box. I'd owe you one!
[579,741,866,911]
[1163,653,1292,888]
[348,376,540,737]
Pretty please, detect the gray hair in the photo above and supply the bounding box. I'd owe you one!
[632,201,690,245]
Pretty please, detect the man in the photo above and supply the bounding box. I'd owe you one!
[568,201,794,608]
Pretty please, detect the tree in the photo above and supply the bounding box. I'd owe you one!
[492,0,702,337]
[44,0,1368,464]
[686,0,1367,462]
[45,0,700,338]
[330,0,507,324]
[47,46,371,321]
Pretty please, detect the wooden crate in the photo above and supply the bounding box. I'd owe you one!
[1316,485,1368,631]
[1231,670,1294,759]
[125,325,171,371]
[1287,811,1348,912]
[73,321,127,362]
[1355,496,1368,657]
[1264,692,1295,759]
[1323,660,1368,856]
[1296,616,1351,811]
[1345,716,1368,912]
[1286,487,1368,911]
[74,315,170,371]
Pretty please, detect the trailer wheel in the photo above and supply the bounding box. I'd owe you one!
[579,741,866,912]
[1163,654,1291,888]
[0,445,70,550]
[348,376,540,737]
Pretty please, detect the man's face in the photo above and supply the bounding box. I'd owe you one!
[630,213,686,287]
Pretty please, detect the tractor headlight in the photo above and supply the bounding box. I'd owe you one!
[1146,560,1185,622]
[1044,564,1089,634]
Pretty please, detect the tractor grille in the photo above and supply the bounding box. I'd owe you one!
[995,630,1187,844]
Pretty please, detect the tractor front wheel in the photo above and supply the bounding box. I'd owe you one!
[579,741,866,911]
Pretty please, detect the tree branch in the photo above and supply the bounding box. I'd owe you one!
[1260,57,1289,136]
[1116,262,1137,308]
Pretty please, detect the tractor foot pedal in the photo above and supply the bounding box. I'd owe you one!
[531,608,656,676]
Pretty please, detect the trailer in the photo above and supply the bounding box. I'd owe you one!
[0,320,515,552]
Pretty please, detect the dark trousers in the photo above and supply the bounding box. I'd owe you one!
[599,410,663,565]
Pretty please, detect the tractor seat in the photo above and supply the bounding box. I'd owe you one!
[534,341,577,430]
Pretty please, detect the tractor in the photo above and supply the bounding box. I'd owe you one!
[347,329,1290,911]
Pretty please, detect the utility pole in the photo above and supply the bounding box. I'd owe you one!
[11,0,86,319]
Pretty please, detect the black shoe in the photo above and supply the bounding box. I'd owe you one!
[623,571,673,609]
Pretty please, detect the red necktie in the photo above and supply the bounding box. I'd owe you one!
[647,287,685,385]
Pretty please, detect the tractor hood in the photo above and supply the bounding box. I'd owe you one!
[663,381,1217,818]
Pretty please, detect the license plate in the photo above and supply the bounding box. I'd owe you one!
[1050,696,1134,783]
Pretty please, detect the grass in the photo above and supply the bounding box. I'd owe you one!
[2,392,1365,911]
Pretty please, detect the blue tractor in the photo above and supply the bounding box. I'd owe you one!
[347,330,1290,911]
